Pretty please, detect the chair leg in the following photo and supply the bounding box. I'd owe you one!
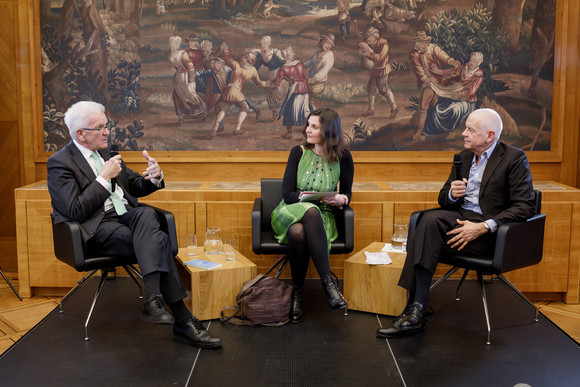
[122,265,144,299]
[496,274,539,323]
[455,269,469,301]
[430,266,460,292]
[59,269,99,314]
[477,272,492,345]
[125,264,143,280]
[0,268,22,301]
[84,269,113,341]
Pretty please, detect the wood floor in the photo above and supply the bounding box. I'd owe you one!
[0,279,579,357]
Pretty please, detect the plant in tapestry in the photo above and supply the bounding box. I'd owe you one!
[40,0,555,152]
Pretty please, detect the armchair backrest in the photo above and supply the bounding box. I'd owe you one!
[260,179,284,232]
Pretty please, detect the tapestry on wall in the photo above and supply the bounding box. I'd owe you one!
[40,0,554,152]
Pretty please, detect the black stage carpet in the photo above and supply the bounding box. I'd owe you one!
[1,277,579,386]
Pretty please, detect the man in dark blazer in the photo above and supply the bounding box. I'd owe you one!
[378,108,536,338]
[47,101,222,348]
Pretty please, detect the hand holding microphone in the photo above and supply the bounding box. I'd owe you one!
[451,153,467,199]
[110,145,119,191]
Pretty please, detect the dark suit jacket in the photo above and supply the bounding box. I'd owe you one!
[437,141,536,227]
[47,141,163,242]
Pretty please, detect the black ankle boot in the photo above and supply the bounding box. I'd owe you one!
[321,274,347,310]
[290,287,305,323]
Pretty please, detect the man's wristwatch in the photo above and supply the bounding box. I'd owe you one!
[483,222,490,233]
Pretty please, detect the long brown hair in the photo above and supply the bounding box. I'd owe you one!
[302,108,348,162]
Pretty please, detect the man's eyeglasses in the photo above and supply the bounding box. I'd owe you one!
[80,121,113,133]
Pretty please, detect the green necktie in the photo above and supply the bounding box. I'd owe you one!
[91,151,127,216]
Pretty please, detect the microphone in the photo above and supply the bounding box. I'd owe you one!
[453,153,463,181]
[110,145,119,191]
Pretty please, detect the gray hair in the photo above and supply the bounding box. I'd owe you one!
[64,101,106,140]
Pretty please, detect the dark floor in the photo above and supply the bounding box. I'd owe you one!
[0,276,579,387]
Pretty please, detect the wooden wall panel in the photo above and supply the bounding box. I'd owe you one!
[0,1,17,119]
[566,203,580,303]
[0,0,19,274]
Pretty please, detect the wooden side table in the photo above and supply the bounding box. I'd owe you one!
[343,242,408,316]
[176,248,257,320]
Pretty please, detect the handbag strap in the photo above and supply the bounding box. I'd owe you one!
[220,306,246,325]
[264,255,288,278]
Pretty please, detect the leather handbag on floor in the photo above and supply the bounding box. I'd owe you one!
[221,273,292,327]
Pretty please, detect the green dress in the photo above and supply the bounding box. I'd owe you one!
[271,148,341,248]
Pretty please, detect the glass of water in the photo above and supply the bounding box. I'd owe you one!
[224,238,236,261]
[186,234,197,256]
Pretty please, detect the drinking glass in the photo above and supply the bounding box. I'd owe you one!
[187,234,197,256]
[224,238,236,261]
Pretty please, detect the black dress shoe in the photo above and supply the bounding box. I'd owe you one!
[321,274,347,310]
[400,301,430,328]
[290,287,305,323]
[141,294,174,325]
[377,304,413,338]
[173,317,223,349]
[377,302,430,338]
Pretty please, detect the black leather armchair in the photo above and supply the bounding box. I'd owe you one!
[51,204,178,341]
[409,190,546,344]
[252,178,354,277]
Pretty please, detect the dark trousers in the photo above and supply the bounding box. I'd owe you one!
[86,206,187,304]
[398,208,496,292]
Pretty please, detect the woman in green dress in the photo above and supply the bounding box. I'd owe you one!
[271,108,354,323]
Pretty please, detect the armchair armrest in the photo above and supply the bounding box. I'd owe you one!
[251,198,262,254]
[341,205,354,253]
[492,214,546,273]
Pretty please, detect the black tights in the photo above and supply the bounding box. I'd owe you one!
[287,208,331,288]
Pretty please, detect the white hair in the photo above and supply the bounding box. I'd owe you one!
[64,101,105,140]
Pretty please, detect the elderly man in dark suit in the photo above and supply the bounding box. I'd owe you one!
[378,108,536,338]
[47,101,222,348]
